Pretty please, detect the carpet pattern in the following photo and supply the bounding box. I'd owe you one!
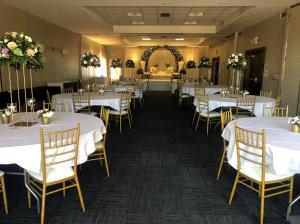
[0,91,299,224]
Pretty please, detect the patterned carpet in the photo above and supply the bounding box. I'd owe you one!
[0,91,299,224]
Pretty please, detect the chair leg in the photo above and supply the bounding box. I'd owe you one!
[289,177,294,203]
[41,186,46,224]
[103,149,110,177]
[195,116,201,131]
[260,184,265,224]
[74,176,85,212]
[63,182,66,197]
[128,114,132,128]
[216,147,226,180]
[1,176,8,214]
[27,190,31,208]
[229,173,239,205]
[192,111,197,124]
[139,98,143,108]
[206,118,209,135]
[119,115,122,133]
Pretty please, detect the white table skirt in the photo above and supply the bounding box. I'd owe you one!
[171,81,223,95]
[0,112,105,174]
[114,85,143,98]
[193,95,275,117]
[52,92,122,112]
[222,117,300,175]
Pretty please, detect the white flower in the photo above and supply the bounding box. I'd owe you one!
[43,111,54,118]
[231,54,234,57]
[90,58,94,62]
[11,32,17,38]
[4,39,8,43]
[34,47,38,53]
[25,36,32,42]
[242,61,247,66]
[26,48,35,57]
[20,33,24,38]
[7,41,17,49]
[234,58,238,62]
[83,60,87,64]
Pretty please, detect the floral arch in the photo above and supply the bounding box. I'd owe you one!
[140,45,183,72]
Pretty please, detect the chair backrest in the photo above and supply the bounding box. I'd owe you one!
[72,93,91,112]
[221,108,233,132]
[40,123,80,183]
[236,96,256,117]
[194,86,205,96]
[260,90,272,97]
[120,94,131,112]
[100,106,110,143]
[134,86,142,97]
[46,89,50,103]
[43,101,67,112]
[275,96,281,107]
[263,105,288,117]
[62,87,73,94]
[234,123,266,181]
[196,94,209,114]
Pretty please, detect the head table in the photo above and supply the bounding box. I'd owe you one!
[222,117,300,176]
[52,92,122,112]
[0,112,105,174]
[193,95,275,117]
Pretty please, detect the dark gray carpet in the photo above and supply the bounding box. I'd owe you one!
[0,91,299,224]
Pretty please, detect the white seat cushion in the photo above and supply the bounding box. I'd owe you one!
[109,110,128,115]
[27,167,74,183]
[0,170,4,177]
[200,111,220,117]
[240,166,293,182]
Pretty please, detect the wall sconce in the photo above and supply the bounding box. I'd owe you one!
[250,36,259,45]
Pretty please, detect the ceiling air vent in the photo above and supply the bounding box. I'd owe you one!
[160,13,170,18]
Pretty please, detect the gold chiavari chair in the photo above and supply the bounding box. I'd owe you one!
[46,89,51,103]
[260,90,272,97]
[26,124,85,224]
[194,94,220,135]
[87,107,110,177]
[229,123,294,224]
[61,87,73,94]
[72,93,97,116]
[194,86,205,96]
[132,85,144,109]
[109,93,132,132]
[236,96,256,119]
[275,96,281,107]
[178,87,193,108]
[0,171,8,214]
[216,108,233,180]
[263,105,288,117]
[43,101,67,112]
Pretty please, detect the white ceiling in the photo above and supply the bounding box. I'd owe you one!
[1,0,299,46]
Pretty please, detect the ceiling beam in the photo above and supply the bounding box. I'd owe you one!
[113,25,216,34]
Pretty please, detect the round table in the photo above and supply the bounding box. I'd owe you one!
[52,92,122,112]
[193,95,275,117]
[222,117,300,175]
[171,81,223,95]
[0,112,105,174]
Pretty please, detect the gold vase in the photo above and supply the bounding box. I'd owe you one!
[291,124,300,133]
[42,117,50,125]
[1,116,11,124]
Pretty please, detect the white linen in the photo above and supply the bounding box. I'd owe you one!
[193,95,275,117]
[52,92,122,112]
[222,117,300,175]
[171,80,223,95]
[0,112,106,174]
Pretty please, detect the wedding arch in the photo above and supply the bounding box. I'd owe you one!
[140,45,183,72]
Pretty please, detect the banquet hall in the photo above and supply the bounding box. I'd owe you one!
[0,0,300,223]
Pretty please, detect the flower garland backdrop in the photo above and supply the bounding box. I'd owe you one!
[140,45,183,72]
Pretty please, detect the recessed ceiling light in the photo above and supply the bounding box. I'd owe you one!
[175,37,184,41]
[128,12,142,17]
[142,37,151,41]
[184,21,197,25]
[188,12,204,17]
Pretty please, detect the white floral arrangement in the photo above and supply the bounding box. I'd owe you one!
[99,88,105,95]
[221,89,229,95]
[242,90,249,95]
[37,109,54,119]
[0,109,11,118]
[227,53,247,71]
[289,116,300,127]
[81,52,100,68]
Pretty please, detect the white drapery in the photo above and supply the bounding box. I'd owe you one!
[148,49,176,72]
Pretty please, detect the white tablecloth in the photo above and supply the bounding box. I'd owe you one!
[171,81,223,95]
[222,117,300,175]
[0,112,105,174]
[52,92,122,112]
[113,85,143,98]
[193,95,275,117]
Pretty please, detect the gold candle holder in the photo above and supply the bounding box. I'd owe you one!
[291,124,300,133]
[1,115,11,124]
[42,117,50,125]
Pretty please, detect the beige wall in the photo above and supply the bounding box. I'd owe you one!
[0,2,81,91]
[281,6,300,115]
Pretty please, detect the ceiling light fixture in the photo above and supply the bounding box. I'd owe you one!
[175,37,184,41]
[184,21,197,25]
[188,12,204,17]
[128,12,142,17]
[142,37,151,41]
[132,21,145,25]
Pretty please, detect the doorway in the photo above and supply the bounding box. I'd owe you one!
[211,57,220,85]
[243,47,266,95]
